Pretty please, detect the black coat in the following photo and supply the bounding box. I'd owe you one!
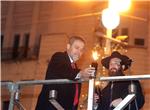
[97,80,145,110]
[35,52,81,110]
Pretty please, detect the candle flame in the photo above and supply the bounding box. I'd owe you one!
[95,81,100,86]
[92,51,99,61]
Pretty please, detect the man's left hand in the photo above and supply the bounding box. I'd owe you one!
[110,98,122,107]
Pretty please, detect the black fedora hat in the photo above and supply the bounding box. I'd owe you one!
[101,51,132,70]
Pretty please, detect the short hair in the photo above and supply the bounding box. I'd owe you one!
[68,36,85,45]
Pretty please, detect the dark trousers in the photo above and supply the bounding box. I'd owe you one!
[72,104,78,110]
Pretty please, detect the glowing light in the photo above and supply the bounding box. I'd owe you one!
[95,81,100,86]
[77,0,91,2]
[102,8,120,29]
[109,0,131,12]
[115,35,128,40]
[92,50,99,61]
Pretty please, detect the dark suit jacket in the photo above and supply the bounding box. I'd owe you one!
[35,52,81,110]
[97,80,145,110]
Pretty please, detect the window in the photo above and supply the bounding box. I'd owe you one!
[121,28,128,35]
[121,28,129,42]
[134,38,145,46]
[1,34,4,48]
[22,33,30,58]
[112,29,119,38]
[1,35,4,48]
[12,34,20,59]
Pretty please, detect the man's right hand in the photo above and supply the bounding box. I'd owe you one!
[79,67,95,79]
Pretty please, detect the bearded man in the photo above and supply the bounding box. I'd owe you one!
[95,51,145,110]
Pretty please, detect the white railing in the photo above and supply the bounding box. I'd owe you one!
[1,74,150,110]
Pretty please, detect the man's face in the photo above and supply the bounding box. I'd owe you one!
[67,40,85,62]
[108,58,122,76]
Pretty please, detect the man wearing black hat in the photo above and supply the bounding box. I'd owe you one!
[95,51,145,110]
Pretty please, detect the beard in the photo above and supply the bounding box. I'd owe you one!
[108,67,124,76]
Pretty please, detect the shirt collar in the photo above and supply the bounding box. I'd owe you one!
[68,55,74,63]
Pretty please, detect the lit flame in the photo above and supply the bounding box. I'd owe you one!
[95,81,100,86]
[92,51,99,61]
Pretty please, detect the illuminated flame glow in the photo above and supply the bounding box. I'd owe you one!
[92,51,99,61]
[115,35,128,40]
[77,0,91,2]
[102,8,120,29]
[109,0,131,12]
[95,81,100,86]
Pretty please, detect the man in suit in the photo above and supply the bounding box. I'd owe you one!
[35,36,95,110]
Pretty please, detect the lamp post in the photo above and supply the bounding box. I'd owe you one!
[101,0,131,55]
[102,8,120,55]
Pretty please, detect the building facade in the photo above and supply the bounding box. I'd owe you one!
[1,1,150,110]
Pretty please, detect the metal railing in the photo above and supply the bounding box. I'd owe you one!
[1,74,150,110]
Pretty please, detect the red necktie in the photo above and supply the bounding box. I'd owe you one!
[71,63,76,69]
[71,63,79,106]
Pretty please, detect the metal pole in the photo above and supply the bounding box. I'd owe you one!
[1,75,150,110]
[2,75,150,87]
[9,90,15,110]
[98,74,150,81]
[16,79,75,86]
[105,29,112,55]
[7,83,19,110]
[87,62,98,110]
[87,78,95,110]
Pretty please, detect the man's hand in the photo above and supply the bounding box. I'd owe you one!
[110,98,122,107]
[79,67,95,79]
[94,93,100,103]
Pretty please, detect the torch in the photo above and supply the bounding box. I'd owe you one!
[87,50,99,110]
[91,51,99,76]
